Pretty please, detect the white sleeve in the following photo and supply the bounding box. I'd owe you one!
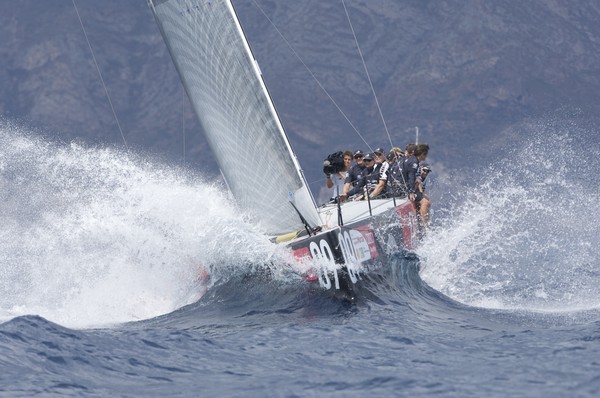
[379,162,389,180]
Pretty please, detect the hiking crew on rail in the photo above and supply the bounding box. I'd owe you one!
[323,143,431,229]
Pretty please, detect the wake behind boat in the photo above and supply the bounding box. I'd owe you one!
[148,0,418,294]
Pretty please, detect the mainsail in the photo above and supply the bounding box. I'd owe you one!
[148,0,322,235]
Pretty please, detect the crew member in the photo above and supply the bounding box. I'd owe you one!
[373,147,386,170]
[392,146,404,160]
[386,150,405,198]
[370,150,397,198]
[340,153,379,200]
[416,161,432,229]
[325,150,352,201]
[404,143,416,158]
[402,144,430,226]
[342,150,367,197]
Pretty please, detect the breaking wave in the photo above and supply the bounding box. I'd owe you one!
[4,115,597,330]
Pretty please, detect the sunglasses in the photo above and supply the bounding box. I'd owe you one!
[364,159,374,162]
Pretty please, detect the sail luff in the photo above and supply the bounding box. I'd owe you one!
[148,0,322,235]
[225,0,319,213]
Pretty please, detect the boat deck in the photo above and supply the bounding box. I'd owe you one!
[317,197,409,229]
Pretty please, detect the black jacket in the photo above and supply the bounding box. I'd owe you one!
[346,164,380,197]
[401,156,419,193]
[345,163,367,187]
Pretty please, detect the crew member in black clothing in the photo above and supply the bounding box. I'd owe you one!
[340,153,380,201]
[417,162,431,193]
[386,150,405,198]
[392,147,403,160]
[402,150,418,202]
[402,144,430,227]
[342,150,367,198]
[404,143,416,158]
[416,161,432,229]
[402,144,429,203]
[400,143,416,186]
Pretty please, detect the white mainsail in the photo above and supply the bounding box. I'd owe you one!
[148,0,322,235]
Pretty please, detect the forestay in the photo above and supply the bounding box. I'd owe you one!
[148,0,321,235]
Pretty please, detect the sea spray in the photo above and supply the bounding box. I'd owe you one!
[418,120,600,312]
[0,122,287,328]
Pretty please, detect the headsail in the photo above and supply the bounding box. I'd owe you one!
[148,0,322,235]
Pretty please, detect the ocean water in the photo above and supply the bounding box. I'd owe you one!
[1,120,600,397]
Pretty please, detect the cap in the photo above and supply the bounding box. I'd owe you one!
[363,153,374,160]
[353,150,364,157]
[386,150,397,161]
[374,147,385,155]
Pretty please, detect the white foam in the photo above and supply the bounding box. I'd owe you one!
[0,122,285,328]
[418,120,600,313]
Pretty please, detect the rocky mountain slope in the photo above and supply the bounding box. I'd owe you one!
[1,0,599,187]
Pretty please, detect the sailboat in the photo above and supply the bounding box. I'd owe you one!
[147,0,417,292]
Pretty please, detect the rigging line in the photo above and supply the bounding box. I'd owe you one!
[341,0,393,150]
[307,177,327,187]
[72,0,128,149]
[182,85,186,163]
[250,0,372,151]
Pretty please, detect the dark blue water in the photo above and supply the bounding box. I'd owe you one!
[1,120,600,397]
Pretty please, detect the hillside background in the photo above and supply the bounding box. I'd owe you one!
[1,0,599,197]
